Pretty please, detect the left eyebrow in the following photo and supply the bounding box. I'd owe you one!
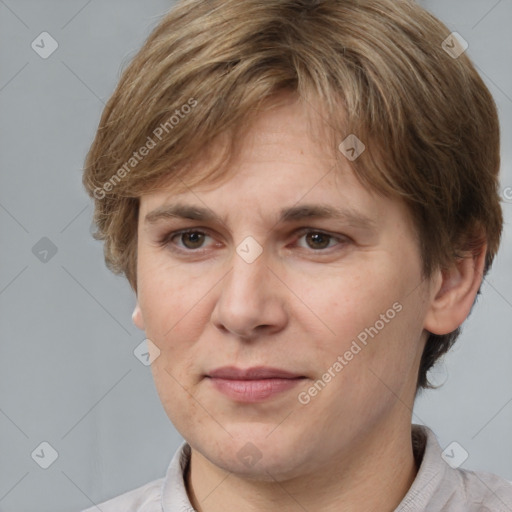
[278,204,378,231]
[144,202,378,231]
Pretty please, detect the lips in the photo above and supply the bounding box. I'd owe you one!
[206,366,306,402]
[207,366,304,380]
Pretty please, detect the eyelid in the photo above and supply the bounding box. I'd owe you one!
[292,226,350,241]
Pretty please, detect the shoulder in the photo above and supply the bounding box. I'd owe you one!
[80,440,190,512]
[81,476,165,512]
[457,468,512,511]
[401,425,512,511]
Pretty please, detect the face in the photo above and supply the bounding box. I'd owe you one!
[134,92,432,481]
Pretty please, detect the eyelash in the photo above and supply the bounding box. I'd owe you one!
[156,228,350,255]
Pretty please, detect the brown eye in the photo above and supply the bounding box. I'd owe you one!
[292,229,350,253]
[177,231,207,249]
[157,228,219,255]
[304,232,332,250]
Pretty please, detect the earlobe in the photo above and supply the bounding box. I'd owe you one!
[132,301,145,330]
[423,246,486,336]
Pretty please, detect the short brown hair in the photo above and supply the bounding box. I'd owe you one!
[82,0,503,390]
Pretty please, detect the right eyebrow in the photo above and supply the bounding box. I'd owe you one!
[144,204,223,224]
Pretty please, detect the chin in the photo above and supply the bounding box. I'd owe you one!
[195,428,313,481]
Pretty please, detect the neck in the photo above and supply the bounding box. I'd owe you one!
[185,419,418,512]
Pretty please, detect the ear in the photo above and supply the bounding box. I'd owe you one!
[423,244,487,335]
[132,300,145,330]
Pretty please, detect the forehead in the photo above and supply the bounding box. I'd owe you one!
[137,93,412,236]
[141,96,337,197]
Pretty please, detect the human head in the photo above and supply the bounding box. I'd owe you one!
[82,0,502,391]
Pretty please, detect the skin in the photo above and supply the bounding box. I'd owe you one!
[132,92,485,512]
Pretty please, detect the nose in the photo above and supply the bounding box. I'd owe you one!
[210,248,288,340]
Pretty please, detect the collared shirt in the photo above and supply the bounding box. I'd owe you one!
[82,425,512,511]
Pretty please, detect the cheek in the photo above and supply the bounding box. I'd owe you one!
[136,258,212,389]
[299,263,401,346]
[151,357,209,436]
[296,259,423,389]
[138,254,211,337]
[140,262,212,430]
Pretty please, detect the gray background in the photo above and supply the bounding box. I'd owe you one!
[0,1,511,511]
